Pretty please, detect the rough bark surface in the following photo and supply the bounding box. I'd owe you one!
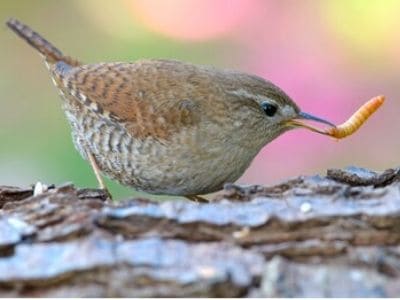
[0,166,400,297]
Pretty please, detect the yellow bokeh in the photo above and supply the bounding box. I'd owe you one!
[324,0,400,55]
[75,0,147,40]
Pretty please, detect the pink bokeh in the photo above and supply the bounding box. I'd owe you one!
[126,0,261,41]
[217,1,397,185]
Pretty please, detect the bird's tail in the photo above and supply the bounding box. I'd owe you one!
[6,18,81,67]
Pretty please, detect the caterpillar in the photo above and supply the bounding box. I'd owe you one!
[326,95,385,139]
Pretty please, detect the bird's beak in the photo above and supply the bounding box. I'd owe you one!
[286,112,336,135]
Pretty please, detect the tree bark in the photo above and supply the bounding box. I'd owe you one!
[0,166,399,297]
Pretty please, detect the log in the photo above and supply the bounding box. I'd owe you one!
[0,166,399,297]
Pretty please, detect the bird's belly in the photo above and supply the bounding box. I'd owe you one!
[64,108,255,196]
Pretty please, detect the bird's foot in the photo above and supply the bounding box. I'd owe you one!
[185,195,209,203]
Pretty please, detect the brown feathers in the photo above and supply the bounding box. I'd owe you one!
[54,61,204,140]
[6,18,81,67]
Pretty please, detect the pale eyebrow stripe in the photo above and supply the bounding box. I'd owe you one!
[226,88,278,106]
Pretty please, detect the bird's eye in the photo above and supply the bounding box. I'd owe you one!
[261,102,278,117]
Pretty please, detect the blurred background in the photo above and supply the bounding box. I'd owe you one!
[0,0,399,200]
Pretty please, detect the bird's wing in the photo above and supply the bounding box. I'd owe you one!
[53,60,213,140]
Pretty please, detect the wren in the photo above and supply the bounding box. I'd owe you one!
[6,18,335,202]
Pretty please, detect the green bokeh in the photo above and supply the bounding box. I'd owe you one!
[0,0,235,200]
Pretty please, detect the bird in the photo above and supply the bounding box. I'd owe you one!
[6,18,335,202]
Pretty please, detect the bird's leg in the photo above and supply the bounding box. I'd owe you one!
[85,149,112,199]
[185,195,209,203]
